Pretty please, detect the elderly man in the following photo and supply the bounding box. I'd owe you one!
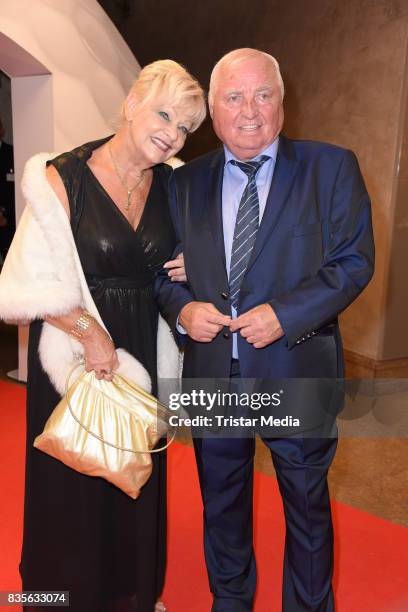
[157,48,374,611]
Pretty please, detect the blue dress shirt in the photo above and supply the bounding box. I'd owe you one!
[177,138,279,360]
[223,139,279,357]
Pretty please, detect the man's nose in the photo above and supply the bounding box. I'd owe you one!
[241,99,258,118]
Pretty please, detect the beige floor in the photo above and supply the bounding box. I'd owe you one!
[254,437,408,527]
[1,322,406,526]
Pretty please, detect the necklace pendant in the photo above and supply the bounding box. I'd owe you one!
[125,190,132,211]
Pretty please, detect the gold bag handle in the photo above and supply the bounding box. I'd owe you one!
[65,362,176,454]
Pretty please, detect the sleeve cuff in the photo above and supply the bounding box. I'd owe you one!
[176,316,187,335]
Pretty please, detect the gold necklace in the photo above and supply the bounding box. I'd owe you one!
[108,140,146,211]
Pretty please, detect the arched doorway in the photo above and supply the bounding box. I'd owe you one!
[0,1,140,382]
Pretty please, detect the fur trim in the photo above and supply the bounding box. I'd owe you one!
[39,323,84,394]
[0,207,83,321]
[115,348,151,391]
[39,325,152,395]
[0,152,181,396]
[157,315,183,380]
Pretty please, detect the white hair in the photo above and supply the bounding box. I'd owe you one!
[208,48,285,106]
[124,59,206,132]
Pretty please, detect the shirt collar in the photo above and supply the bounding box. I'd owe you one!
[223,136,279,166]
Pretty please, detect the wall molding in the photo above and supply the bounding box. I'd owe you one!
[344,349,408,378]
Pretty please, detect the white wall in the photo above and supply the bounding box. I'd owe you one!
[0,0,141,381]
[11,74,54,380]
[0,0,140,151]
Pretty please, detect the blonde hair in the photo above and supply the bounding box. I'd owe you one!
[124,59,206,132]
[209,48,285,106]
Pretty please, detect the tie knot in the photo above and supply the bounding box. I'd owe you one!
[230,155,269,178]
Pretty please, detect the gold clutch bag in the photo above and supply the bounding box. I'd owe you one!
[34,364,174,499]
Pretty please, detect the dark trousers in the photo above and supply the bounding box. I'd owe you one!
[192,363,337,611]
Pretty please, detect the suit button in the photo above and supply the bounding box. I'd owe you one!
[223,332,230,339]
[221,292,228,300]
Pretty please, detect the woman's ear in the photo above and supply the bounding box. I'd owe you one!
[123,93,138,122]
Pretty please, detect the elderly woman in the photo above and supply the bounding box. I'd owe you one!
[0,60,206,611]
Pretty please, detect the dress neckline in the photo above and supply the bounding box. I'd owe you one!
[84,163,155,235]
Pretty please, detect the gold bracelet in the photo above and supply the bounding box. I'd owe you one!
[70,310,95,340]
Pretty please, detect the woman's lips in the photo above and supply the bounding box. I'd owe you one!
[151,136,171,151]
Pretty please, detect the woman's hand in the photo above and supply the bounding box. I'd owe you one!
[45,309,119,381]
[82,324,119,381]
[163,252,187,282]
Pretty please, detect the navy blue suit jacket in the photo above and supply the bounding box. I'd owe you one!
[156,135,374,380]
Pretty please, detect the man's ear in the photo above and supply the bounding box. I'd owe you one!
[124,93,138,122]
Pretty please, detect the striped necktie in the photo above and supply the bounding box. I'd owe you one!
[229,156,269,308]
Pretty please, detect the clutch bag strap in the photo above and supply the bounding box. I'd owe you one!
[65,362,176,454]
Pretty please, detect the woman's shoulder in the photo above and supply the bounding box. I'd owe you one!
[46,151,79,177]
[48,136,112,174]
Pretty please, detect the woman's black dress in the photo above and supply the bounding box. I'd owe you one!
[20,138,176,612]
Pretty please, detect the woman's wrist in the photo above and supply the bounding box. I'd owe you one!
[70,310,96,342]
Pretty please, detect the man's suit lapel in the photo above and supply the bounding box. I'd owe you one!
[200,139,298,282]
[246,135,299,270]
[204,149,228,280]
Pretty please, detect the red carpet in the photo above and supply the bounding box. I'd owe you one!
[0,379,407,611]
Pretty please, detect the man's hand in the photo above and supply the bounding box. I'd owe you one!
[230,304,284,348]
[163,252,187,282]
[179,302,231,342]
